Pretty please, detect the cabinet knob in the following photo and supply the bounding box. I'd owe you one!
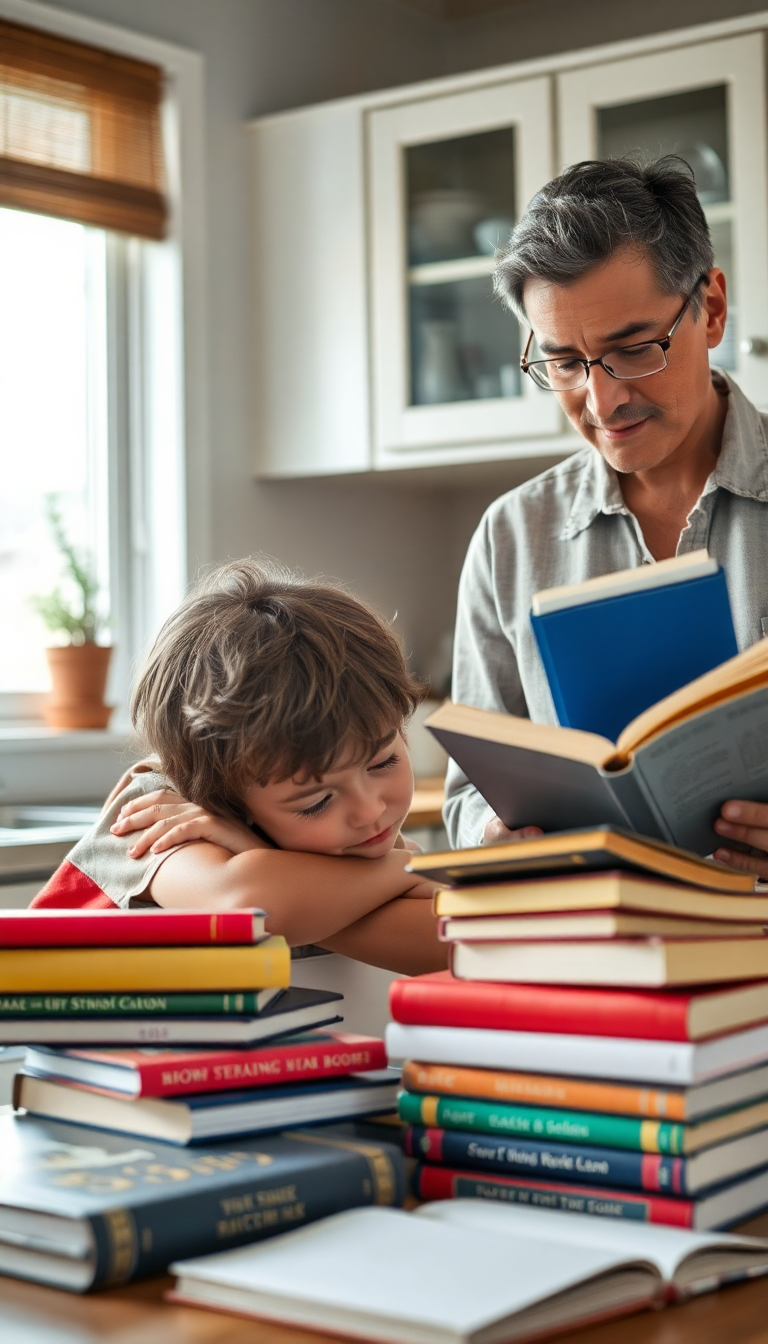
[739,337,768,356]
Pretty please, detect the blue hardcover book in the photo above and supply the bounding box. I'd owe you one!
[531,551,737,743]
[407,1125,768,1199]
[0,1112,405,1291]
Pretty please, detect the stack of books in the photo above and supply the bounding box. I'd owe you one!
[2,906,400,1138]
[0,906,406,1289]
[387,827,768,1229]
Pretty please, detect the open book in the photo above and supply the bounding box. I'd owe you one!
[170,1199,768,1344]
[427,639,768,856]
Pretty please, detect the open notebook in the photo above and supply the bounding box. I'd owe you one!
[170,1199,768,1344]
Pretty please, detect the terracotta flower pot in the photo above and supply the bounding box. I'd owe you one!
[44,645,113,730]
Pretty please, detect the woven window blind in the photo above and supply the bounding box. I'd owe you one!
[0,19,167,239]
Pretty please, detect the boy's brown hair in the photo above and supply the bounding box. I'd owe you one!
[131,559,425,818]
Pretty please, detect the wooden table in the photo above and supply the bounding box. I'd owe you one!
[5,1211,768,1344]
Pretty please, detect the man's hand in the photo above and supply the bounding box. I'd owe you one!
[713,801,768,880]
[483,817,544,847]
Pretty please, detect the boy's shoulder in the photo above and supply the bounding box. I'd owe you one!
[33,765,176,910]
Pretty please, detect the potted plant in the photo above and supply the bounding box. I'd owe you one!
[31,496,112,729]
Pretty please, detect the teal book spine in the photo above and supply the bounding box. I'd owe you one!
[397,1091,685,1154]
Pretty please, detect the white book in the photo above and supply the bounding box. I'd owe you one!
[385,1021,768,1086]
[170,1200,768,1344]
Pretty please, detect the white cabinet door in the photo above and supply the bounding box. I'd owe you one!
[249,103,371,478]
[368,78,561,464]
[558,33,768,408]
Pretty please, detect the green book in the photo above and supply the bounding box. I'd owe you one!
[0,989,282,1017]
[397,1091,685,1155]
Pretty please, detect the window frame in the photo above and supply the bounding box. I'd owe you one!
[0,0,208,747]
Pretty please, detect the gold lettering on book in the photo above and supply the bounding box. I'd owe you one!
[102,1207,138,1284]
[284,1132,397,1205]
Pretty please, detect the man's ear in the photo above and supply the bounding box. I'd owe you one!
[702,267,728,350]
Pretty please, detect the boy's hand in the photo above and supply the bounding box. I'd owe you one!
[110,790,264,859]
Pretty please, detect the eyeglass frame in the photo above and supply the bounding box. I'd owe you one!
[519,272,711,391]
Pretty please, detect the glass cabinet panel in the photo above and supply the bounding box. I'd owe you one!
[596,85,736,368]
[558,34,768,408]
[368,78,560,460]
[405,129,519,408]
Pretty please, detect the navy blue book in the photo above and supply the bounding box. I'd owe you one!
[0,1112,405,1291]
[530,551,737,742]
[405,1125,768,1199]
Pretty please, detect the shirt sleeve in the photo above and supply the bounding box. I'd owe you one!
[64,770,182,909]
[443,504,529,850]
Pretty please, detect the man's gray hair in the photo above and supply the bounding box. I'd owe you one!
[494,157,715,324]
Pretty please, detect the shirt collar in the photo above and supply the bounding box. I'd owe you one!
[560,369,768,541]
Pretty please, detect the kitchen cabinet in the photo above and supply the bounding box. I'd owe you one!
[248,17,768,478]
[558,33,768,410]
[368,78,560,463]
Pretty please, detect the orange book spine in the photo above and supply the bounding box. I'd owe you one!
[400,1060,686,1122]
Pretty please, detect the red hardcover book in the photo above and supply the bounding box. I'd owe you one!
[388,971,768,1043]
[23,1032,387,1098]
[0,909,267,947]
[413,1164,696,1228]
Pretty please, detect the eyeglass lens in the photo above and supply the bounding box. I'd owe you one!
[530,341,668,390]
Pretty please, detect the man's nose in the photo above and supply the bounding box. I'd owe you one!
[584,361,633,421]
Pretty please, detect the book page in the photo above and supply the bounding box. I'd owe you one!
[632,686,768,854]
[417,1199,766,1286]
[172,1205,659,1334]
[617,639,768,761]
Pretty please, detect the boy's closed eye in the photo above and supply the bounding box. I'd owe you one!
[297,752,401,820]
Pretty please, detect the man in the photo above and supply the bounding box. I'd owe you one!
[444,157,768,877]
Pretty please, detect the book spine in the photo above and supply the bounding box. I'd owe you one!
[386,1022,694,1086]
[529,615,571,727]
[412,1164,695,1227]
[136,1038,388,1097]
[0,992,269,1018]
[603,767,669,843]
[405,1126,689,1194]
[0,939,291,993]
[397,1091,684,1154]
[388,978,692,1041]
[0,910,258,948]
[400,1061,687,1122]
[86,1143,406,1288]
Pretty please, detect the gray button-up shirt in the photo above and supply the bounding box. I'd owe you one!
[445,372,768,849]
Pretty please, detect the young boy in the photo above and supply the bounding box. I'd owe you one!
[33,560,447,975]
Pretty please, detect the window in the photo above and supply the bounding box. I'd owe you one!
[0,13,192,728]
[0,207,108,705]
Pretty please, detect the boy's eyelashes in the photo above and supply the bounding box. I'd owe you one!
[295,754,400,819]
[298,794,332,819]
[369,752,399,772]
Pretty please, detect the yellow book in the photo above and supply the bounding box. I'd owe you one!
[0,936,290,992]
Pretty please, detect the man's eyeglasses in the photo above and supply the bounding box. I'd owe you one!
[520,273,710,392]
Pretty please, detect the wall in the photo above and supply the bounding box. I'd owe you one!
[33,0,766,678]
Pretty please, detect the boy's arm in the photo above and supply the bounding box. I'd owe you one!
[148,842,435,947]
[318,897,448,976]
